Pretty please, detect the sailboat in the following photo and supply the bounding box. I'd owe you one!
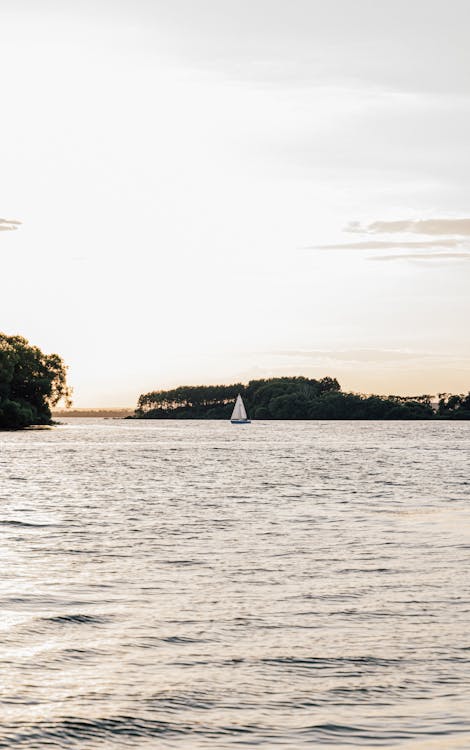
[230,394,251,424]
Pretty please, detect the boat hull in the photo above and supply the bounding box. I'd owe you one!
[231,419,251,424]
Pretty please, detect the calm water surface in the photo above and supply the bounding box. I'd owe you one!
[0,419,469,749]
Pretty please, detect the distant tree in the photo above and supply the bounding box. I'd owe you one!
[269,393,310,419]
[318,376,341,393]
[0,333,71,429]
[136,383,244,419]
[437,391,470,419]
[134,376,469,421]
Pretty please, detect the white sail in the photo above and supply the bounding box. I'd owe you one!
[231,394,247,421]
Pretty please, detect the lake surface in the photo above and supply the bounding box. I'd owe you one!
[0,418,469,749]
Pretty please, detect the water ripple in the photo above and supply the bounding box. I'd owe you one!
[0,418,469,748]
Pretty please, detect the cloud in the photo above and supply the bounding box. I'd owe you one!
[369,252,470,262]
[346,218,470,236]
[271,348,470,365]
[0,218,21,232]
[312,217,470,261]
[273,348,440,363]
[310,239,463,250]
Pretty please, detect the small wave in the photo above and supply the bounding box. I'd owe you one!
[160,635,209,644]
[159,559,203,566]
[0,715,468,747]
[301,721,370,738]
[143,690,215,711]
[298,720,470,743]
[55,648,105,662]
[125,635,210,650]
[43,614,109,625]
[261,655,404,670]
[0,520,54,528]
[0,715,256,747]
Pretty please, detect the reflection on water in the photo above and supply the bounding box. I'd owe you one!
[0,419,469,748]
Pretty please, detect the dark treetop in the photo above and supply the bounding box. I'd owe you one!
[0,333,71,429]
[135,376,470,420]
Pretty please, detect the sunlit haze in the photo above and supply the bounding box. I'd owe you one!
[2,0,469,406]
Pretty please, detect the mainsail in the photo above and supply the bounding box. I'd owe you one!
[231,394,248,421]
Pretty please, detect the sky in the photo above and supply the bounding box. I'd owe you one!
[1,0,470,406]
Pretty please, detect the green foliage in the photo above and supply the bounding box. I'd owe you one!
[137,383,243,419]
[436,392,470,419]
[135,375,445,420]
[0,333,71,429]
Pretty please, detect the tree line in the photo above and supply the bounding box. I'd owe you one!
[2,335,469,428]
[135,376,470,420]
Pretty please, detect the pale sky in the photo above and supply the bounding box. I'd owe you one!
[1,0,470,406]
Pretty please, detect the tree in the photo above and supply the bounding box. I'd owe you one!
[0,333,71,429]
[269,393,310,419]
[437,391,470,419]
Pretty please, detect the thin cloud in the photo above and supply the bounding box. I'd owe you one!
[0,218,21,232]
[346,219,470,236]
[309,239,462,250]
[273,348,439,363]
[312,218,470,260]
[271,349,470,364]
[368,252,470,262]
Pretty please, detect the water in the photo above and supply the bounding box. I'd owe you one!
[0,419,469,749]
